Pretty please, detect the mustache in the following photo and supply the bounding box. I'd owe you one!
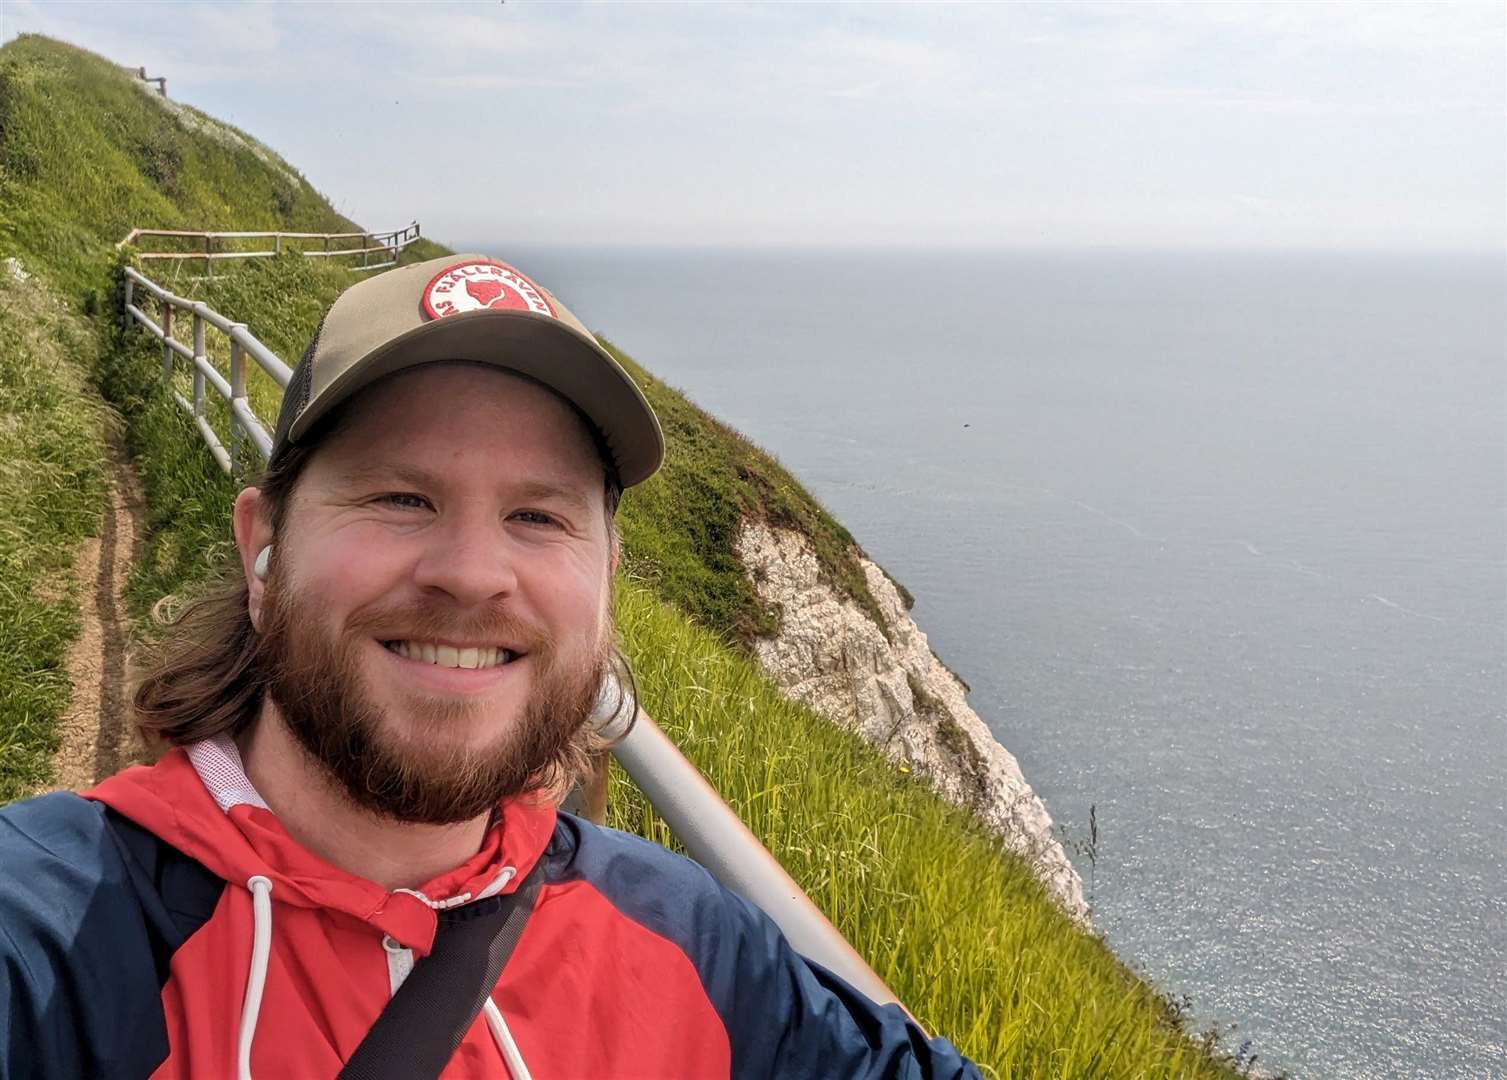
[337,596,556,654]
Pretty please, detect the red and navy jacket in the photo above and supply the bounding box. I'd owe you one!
[0,735,980,1078]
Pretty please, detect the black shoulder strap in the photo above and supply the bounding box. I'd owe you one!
[104,804,541,1078]
[338,865,545,1080]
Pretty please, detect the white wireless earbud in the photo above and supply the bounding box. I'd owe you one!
[590,671,637,740]
[253,545,272,581]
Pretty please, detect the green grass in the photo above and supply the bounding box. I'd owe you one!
[2,32,1257,1078]
[610,587,1238,1075]
[0,268,108,800]
[0,34,359,299]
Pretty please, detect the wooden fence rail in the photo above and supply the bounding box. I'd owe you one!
[117,222,421,275]
[122,266,291,472]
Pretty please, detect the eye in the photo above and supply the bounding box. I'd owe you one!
[379,492,432,511]
[510,509,560,527]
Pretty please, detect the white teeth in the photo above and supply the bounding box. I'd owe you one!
[387,641,512,669]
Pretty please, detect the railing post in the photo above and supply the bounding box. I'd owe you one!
[192,313,206,428]
[274,234,282,256]
[229,327,246,474]
[161,302,174,383]
[204,234,213,279]
[123,276,134,327]
[193,311,205,375]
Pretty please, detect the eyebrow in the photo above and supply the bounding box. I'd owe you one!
[335,462,443,491]
[334,462,593,511]
[511,479,593,512]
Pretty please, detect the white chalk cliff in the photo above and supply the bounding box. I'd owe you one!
[736,520,1088,922]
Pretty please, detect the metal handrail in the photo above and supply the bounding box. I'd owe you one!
[117,264,905,1013]
[609,708,904,1011]
[117,222,422,274]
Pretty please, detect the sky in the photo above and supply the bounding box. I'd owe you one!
[2,1,1502,251]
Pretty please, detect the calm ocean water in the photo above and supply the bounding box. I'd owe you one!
[478,245,1505,1079]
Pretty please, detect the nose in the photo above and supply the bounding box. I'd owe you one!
[409,506,518,606]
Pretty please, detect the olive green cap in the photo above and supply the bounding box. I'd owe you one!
[272,254,664,487]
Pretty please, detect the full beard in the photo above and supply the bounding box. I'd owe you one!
[254,575,609,825]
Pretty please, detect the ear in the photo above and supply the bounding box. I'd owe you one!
[233,487,275,631]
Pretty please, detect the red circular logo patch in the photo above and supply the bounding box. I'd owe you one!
[421,260,556,321]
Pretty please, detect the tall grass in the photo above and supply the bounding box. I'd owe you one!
[0,270,108,799]
[610,587,1237,1076]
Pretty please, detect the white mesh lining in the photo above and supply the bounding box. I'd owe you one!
[186,734,270,813]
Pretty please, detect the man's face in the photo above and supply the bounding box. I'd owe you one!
[254,363,616,824]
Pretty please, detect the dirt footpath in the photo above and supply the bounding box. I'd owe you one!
[48,426,149,790]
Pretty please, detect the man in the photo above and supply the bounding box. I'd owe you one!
[0,255,981,1078]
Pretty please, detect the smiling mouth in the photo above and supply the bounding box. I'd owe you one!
[381,640,522,670]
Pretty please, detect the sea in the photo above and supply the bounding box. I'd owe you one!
[474,244,1505,1079]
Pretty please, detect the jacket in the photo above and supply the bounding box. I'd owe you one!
[0,735,980,1079]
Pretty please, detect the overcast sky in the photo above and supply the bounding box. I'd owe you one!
[3,1,1502,251]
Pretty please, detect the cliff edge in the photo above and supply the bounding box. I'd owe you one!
[738,521,1087,921]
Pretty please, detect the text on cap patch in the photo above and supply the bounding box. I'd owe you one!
[422,260,556,320]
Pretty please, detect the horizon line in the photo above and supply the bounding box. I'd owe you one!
[441,238,1505,259]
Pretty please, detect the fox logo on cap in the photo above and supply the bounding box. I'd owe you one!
[422,259,556,320]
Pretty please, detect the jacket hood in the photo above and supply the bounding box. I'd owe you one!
[85,735,557,955]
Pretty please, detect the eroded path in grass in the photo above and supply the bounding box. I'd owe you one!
[48,427,148,790]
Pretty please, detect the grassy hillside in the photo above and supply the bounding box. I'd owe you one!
[0,35,358,298]
[0,30,883,639]
[0,266,108,800]
[0,33,1259,1077]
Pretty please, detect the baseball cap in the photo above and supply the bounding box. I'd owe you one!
[271,254,664,487]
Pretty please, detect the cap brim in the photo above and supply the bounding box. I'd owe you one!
[287,308,664,487]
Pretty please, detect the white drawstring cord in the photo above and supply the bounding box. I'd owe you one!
[392,885,474,910]
[381,933,415,996]
[238,875,274,1080]
[483,997,533,1080]
[474,865,517,900]
[235,873,532,1078]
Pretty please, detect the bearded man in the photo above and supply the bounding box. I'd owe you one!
[0,255,980,1079]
